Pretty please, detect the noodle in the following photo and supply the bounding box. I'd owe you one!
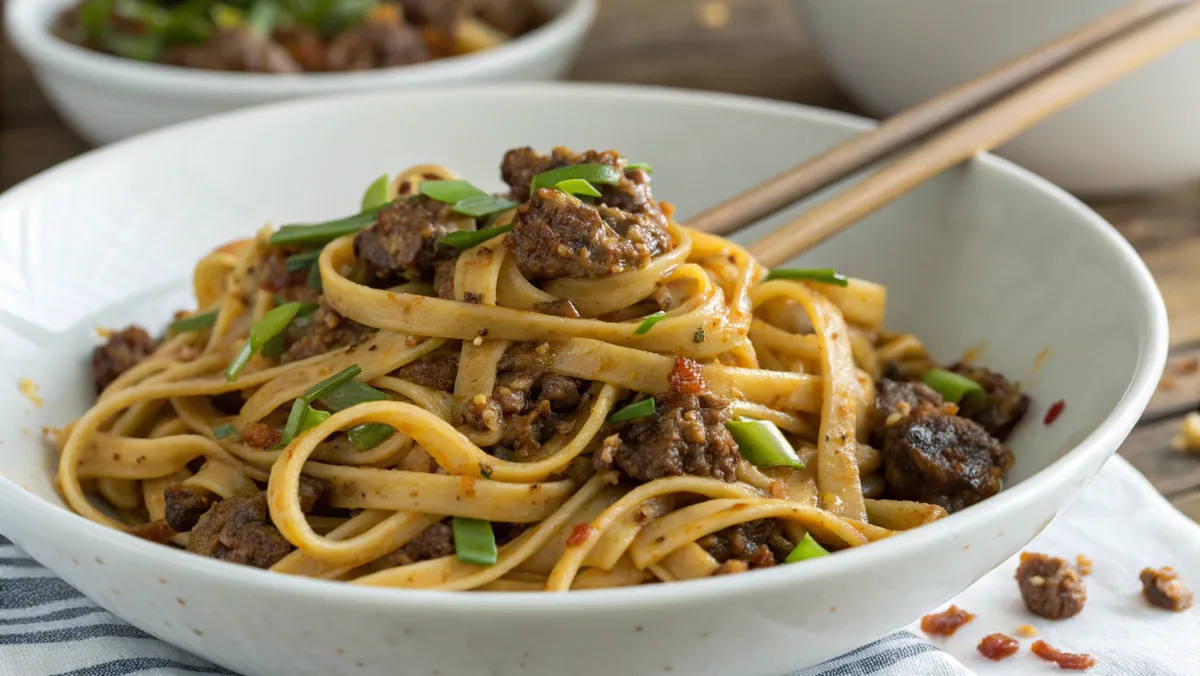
[61,148,1031,591]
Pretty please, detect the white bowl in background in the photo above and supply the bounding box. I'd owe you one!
[0,84,1167,676]
[3,0,595,145]
[793,0,1200,195]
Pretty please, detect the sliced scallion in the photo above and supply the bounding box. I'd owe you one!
[285,249,321,273]
[725,418,804,469]
[419,180,487,204]
[295,302,319,317]
[269,208,384,247]
[169,309,218,333]
[440,225,513,250]
[764,268,849,287]
[245,0,279,36]
[361,173,391,211]
[633,311,666,335]
[210,3,243,29]
[212,422,238,439]
[302,365,363,403]
[452,195,519,218]
[785,532,829,563]
[225,302,304,381]
[530,164,622,192]
[261,332,286,359]
[921,368,983,404]
[319,376,397,450]
[347,423,395,450]
[104,33,163,61]
[554,178,602,198]
[452,517,497,566]
[625,162,652,173]
[608,398,656,423]
[306,262,323,291]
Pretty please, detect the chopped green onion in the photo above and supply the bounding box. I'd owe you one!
[114,0,171,27]
[261,332,286,359]
[278,400,331,448]
[633,311,666,335]
[347,423,394,450]
[530,164,623,192]
[765,268,849,287]
[452,517,497,566]
[79,0,114,39]
[212,423,238,439]
[625,162,652,173]
[608,398,656,423]
[439,225,513,251]
[725,418,804,469]
[419,180,487,204]
[785,532,829,563]
[169,310,218,333]
[361,174,391,211]
[553,178,602,198]
[302,365,362,403]
[285,249,321,273]
[298,406,330,433]
[269,207,384,247]
[104,33,163,61]
[921,368,984,404]
[295,302,319,317]
[451,195,519,219]
[210,2,243,29]
[225,302,303,381]
[245,0,279,36]
[306,262,323,291]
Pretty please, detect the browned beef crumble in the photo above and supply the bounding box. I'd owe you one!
[595,392,740,482]
[325,18,428,70]
[1016,552,1087,620]
[1140,567,1194,611]
[474,0,543,35]
[872,379,1013,512]
[400,0,459,28]
[393,353,460,391]
[160,29,301,72]
[533,298,582,318]
[434,258,458,300]
[129,520,176,544]
[950,362,1030,441]
[92,326,157,394]
[500,147,657,213]
[354,196,464,285]
[376,521,456,569]
[186,494,293,569]
[280,298,371,363]
[164,486,218,533]
[697,519,794,569]
[240,422,282,450]
[259,248,320,305]
[297,476,333,515]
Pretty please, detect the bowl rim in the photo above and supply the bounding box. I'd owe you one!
[3,0,597,96]
[0,82,1169,614]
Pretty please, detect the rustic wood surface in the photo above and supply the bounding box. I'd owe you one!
[2,0,1199,519]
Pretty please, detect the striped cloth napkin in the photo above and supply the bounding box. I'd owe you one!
[2,455,1196,676]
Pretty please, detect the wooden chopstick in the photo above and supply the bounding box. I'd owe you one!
[743,0,1200,268]
[687,0,1191,239]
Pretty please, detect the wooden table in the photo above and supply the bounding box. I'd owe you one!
[3,0,1199,519]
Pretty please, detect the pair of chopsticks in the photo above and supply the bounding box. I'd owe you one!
[689,0,1200,268]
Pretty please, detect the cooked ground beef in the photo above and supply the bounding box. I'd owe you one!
[508,188,672,280]
[950,362,1030,441]
[326,18,428,70]
[354,197,463,285]
[377,521,456,569]
[669,356,706,396]
[92,325,157,394]
[1016,552,1087,620]
[533,298,582,318]
[400,0,459,28]
[872,379,1012,512]
[434,258,458,300]
[164,486,218,533]
[159,29,301,72]
[259,247,319,304]
[240,422,282,450]
[595,392,740,482]
[393,353,460,391]
[500,147,656,212]
[474,0,542,35]
[210,391,246,416]
[1140,567,1193,611]
[697,519,793,568]
[297,476,332,514]
[186,494,293,568]
[129,520,176,544]
[281,299,371,363]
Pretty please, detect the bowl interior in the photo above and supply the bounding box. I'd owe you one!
[0,86,1157,507]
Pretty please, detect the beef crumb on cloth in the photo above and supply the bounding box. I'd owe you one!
[1015,551,1087,620]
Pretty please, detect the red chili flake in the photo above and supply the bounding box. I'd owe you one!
[1031,640,1095,670]
[566,523,593,547]
[668,356,705,395]
[977,634,1020,661]
[1044,399,1066,425]
[919,605,975,636]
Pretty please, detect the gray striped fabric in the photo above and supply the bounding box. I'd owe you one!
[0,534,965,676]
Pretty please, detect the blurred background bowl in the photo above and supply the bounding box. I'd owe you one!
[792,0,1200,195]
[4,0,595,145]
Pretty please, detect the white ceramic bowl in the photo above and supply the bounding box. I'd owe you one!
[792,0,1200,195]
[3,0,594,145]
[0,84,1167,676]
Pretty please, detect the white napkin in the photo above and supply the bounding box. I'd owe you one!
[1,456,1196,676]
